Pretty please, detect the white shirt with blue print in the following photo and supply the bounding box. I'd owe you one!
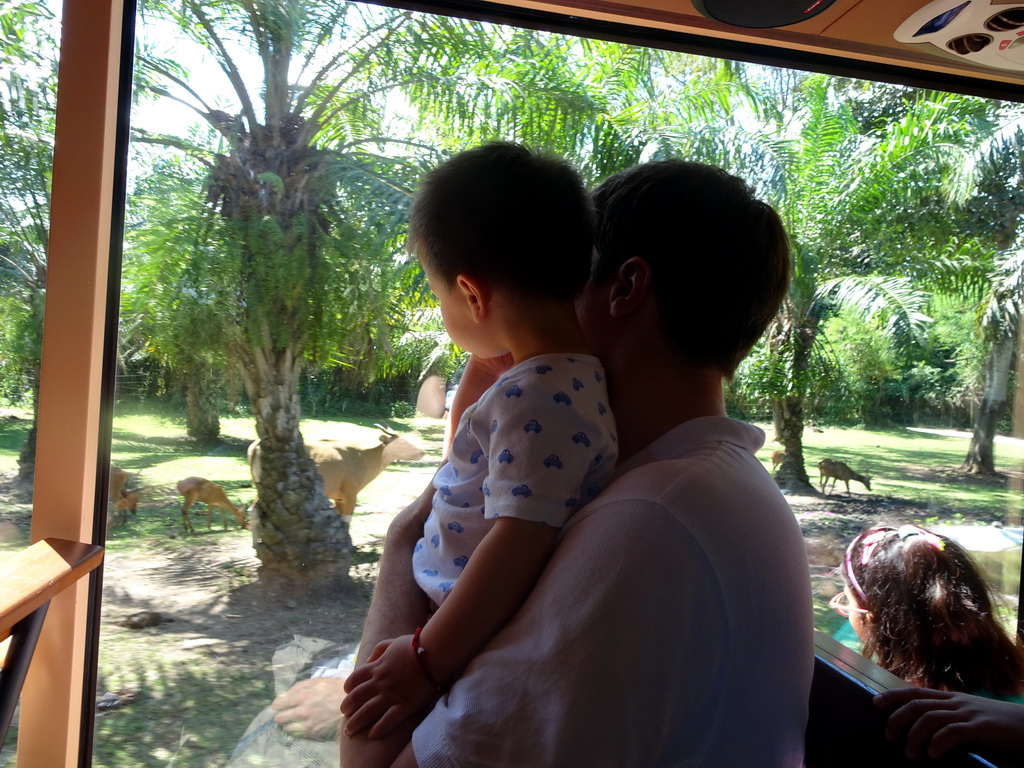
[412,353,618,607]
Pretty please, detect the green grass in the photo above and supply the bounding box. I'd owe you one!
[0,413,32,554]
[94,412,444,768]
[93,644,273,767]
[754,424,1024,523]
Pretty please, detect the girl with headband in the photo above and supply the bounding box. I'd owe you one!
[832,524,1024,698]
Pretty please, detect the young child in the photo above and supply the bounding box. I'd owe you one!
[340,143,617,746]
[834,523,1024,697]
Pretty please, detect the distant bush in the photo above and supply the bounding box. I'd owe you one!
[299,370,416,419]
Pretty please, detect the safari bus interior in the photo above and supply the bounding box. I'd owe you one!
[3,0,1024,765]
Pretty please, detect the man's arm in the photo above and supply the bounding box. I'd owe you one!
[271,485,434,741]
[356,481,435,664]
[339,485,434,768]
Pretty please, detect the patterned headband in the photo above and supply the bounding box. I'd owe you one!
[843,525,946,603]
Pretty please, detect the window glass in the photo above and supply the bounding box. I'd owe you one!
[82,0,1024,763]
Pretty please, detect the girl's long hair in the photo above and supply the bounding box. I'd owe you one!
[845,525,1024,696]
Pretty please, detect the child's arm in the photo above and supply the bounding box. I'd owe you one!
[419,515,560,681]
[341,516,559,739]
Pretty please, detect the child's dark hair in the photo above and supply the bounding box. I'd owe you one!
[408,142,594,300]
[843,524,1024,696]
[591,160,790,377]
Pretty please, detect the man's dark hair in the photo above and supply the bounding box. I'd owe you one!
[592,160,791,376]
[408,142,594,299]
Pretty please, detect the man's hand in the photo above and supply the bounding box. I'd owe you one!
[455,354,514,409]
[341,635,438,740]
[875,687,1024,759]
[271,677,348,740]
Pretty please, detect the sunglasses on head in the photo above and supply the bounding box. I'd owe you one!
[828,590,868,618]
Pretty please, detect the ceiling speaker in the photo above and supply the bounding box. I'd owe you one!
[894,0,1024,72]
[692,0,844,28]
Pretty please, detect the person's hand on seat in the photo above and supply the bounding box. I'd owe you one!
[875,687,1024,760]
[271,676,348,740]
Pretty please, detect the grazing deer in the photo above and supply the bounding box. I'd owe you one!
[771,450,786,471]
[176,477,246,533]
[107,466,138,526]
[109,491,139,527]
[109,466,131,503]
[817,458,871,496]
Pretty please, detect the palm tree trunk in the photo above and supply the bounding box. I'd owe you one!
[962,332,1014,475]
[772,395,814,491]
[770,312,817,493]
[243,343,350,586]
[17,372,40,481]
[185,362,220,440]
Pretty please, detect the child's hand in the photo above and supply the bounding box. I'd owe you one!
[340,634,438,739]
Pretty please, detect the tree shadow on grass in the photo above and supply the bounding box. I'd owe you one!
[97,544,374,767]
[93,658,273,768]
[112,430,251,459]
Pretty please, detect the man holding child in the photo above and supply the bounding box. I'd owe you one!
[273,146,813,768]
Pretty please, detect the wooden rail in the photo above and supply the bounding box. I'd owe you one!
[0,538,104,749]
[1,539,103,642]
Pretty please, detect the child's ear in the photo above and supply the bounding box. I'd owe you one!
[608,257,652,318]
[455,274,490,323]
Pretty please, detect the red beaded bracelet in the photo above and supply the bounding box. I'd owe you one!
[412,627,444,690]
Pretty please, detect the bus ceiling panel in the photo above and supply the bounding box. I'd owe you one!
[377,0,1024,100]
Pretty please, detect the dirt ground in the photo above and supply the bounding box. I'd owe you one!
[0,460,425,767]
[0,471,392,736]
[96,504,397,668]
[1,469,973,658]
[790,490,935,566]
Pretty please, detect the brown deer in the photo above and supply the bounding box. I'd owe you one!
[176,477,246,533]
[817,458,871,496]
[109,491,139,527]
[109,465,131,503]
[771,450,786,471]
[107,466,138,526]
[247,424,425,525]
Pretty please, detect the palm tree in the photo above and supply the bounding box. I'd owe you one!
[957,124,1024,475]
[123,151,236,440]
[132,0,452,583]
[736,75,977,490]
[861,101,1024,475]
[0,1,58,480]
[405,32,756,185]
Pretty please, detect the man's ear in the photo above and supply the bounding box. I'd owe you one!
[607,257,652,319]
[455,274,490,323]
